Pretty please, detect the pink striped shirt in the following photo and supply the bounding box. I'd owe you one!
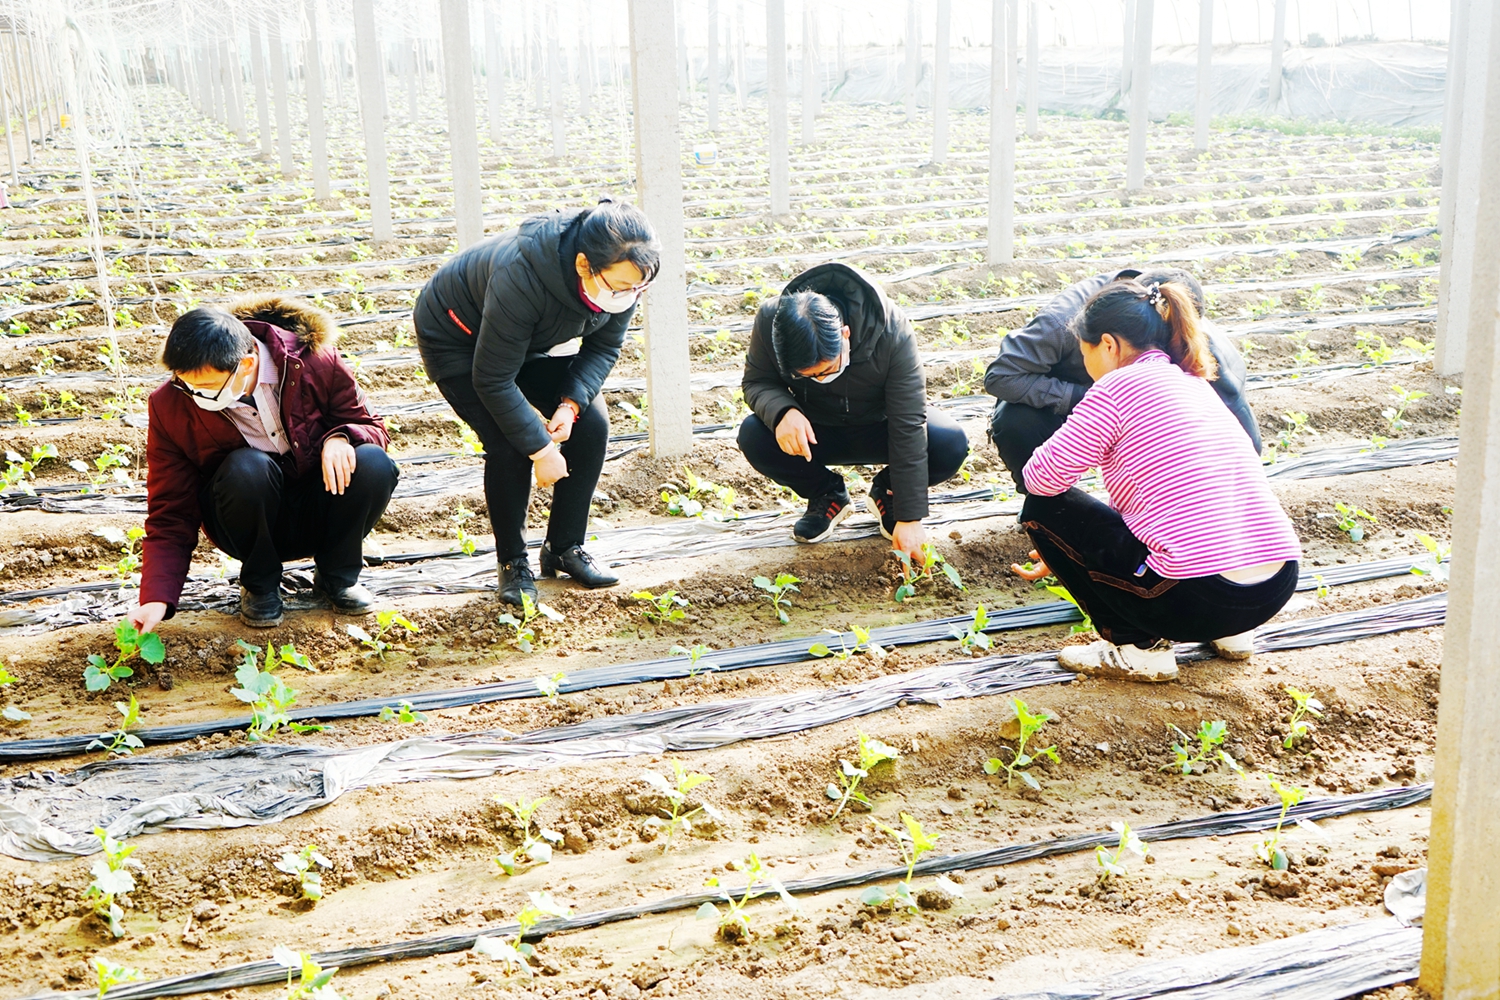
[1023,350,1301,579]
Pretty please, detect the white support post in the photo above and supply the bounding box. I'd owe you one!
[485,3,505,140]
[249,18,272,159]
[221,37,246,140]
[1194,0,1212,151]
[547,0,565,157]
[735,1,747,110]
[0,52,15,185]
[1434,0,1472,375]
[837,11,846,79]
[9,23,34,164]
[1267,0,1287,109]
[440,0,484,247]
[208,40,224,122]
[626,0,692,459]
[800,5,816,145]
[676,0,689,104]
[353,0,392,241]
[407,38,420,123]
[987,0,1015,264]
[304,0,331,200]
[1419,4,1500,994]
[578,10,593,118]
[903,0,918,123]
[1121,0,1135,103]
[195,46,210,118]
[1125,0,1154,191]
[767,0,789,215]
[267,16,294,178]
[1025,0,1039,135]
[707,0,719,131]
[933,0,949,163]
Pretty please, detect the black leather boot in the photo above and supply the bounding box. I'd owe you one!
[539,542,618,588]
[499,556,539,607]
[240,585,284,628]
[314,571,376,615]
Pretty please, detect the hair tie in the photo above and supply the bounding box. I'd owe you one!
[1144,282,1163,308]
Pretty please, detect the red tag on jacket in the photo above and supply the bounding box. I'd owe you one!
[448,308,473,335]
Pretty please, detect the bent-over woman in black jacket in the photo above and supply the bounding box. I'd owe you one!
[414,200,660,605]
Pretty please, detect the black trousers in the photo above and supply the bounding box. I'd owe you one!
[1020,487,1298,648]
[201,445,399,595]
[990,401,1067,493]
[435,357,609,562]
[736,409,970,503]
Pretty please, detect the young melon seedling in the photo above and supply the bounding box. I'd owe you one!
[473,891,573,977]
[697,853,799,941]
[496,593,564,652]
[452,503,480,556]
[87,694,145,756]
[83,827,141,938]
[660,465,737,519]
[0,666,28,723]
[534,671,568,699]
[94,525,147,593]
[669,643,719,677]
[271,945,345,1000]
[231,640,325,742]
[859,813,964,913]
[92,956,142,1000]
[1161,720,1243,776]
[631,589,689,625]
[753,572,801,624]
[378,700,427,724]
[984,698,1058,791]
[809,625,885,661]
[1282,686,1325,749]
[950,604,994,654]
[827,732,902,819]
[1409,532,1450,582]
[1044,585,1094,634]
[1333,502,1376,542]
[84,621,165,693]
[494,797,564,874]
[275,844,333,903]
[892,544,965,602]
[1095,820,1149,884]
[641,760,722,852]
[345,610,418,660]
[1253,775,1309,870]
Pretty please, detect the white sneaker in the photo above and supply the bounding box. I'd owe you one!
[1211,631,1256,661]
[1056,639,1179,682]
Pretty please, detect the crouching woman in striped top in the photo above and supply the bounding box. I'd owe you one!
[1019,278,1302,682]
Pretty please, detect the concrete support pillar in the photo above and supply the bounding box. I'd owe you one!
[626,0,693,459]
[735,1,747,111]
[800,5,816,145]
[304,0,331,200]
[440,0,484,247]
[1121,0,1135,102]
[407,38,420,123]
[208,41,225,122]
[196,46,211,118]
[987,0,1016,264]
[578,14,593,117]
[249,19,273,158]
[485,3,505,139]
[547,0,565,157]
[1434,0,1472,376]
[933,0,950,163]
[1267,0,1287,109]
[676,0,689,103]
[766,0,790,216]
[903,0,918,123]
[221,37,246,140]
[1194,0,1212,151]
[707,0,719,131]
[0,49,15,185]
[1125,0,1154,191]
[1419,5,1500,994]
[1025,0,1039,136]
[268,17,294,178]
[9,22,35,164]
[353,0,392,241]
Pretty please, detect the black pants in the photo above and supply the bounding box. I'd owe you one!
[435,357,609,562]
[201,445,399,595]
[1020,487,1298,648]
[990,401,1067,493]
[736,409,970,502]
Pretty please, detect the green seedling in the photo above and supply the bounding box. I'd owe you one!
[70,443,134,493]
[1409,532,1450,582]
[669,643,719,677]
[473,891,572,977]
[378,700,427,724]
[93,956,143,999]
[450,417,484,457]
[1313,574,1331,600]
[494,797,564,874]
[1282,686,1325,748]
[1044,584,1095,634]
[660,465,737,519]
[271,945,345,1000]
[984,698,1059,790]
[1162,720,1243,776]
[87,694,145,756]
[1400,336,1435,358]
[1253,775,1309,870]
[1263,411,1314,463]
[0,442,58,495]
[345,610,418,660]
[697,853,799,941]
[1382,384,1428,432]
[230,640,325,742]
[1333,502,1376,542]
[275,844,333,902]
[1286,330,1319,368]
[892,544,965,602]
[950,604,994,653]
[84,621,165,692]
[641,760,722,851]
[94,525,146,592]
[1356,329,1394,365]
[0,666,28,723]
[452,503,480,555]
[616,396,649,431]
[753,572,801,624]
[632,589,689,624]
[1095,820,1149,884]
[83,827,140,938]
[859,813,962,913]
[810,625,886,661]
[535,671,568,699]
[496,593,563,653]
[827,732,902,818]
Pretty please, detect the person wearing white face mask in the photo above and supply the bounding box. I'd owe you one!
[414,199,662,606]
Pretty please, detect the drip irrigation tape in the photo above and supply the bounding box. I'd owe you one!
[0,594,1447,843]
[16,785,1432,1000]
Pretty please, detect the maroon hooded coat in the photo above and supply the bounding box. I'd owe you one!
[141,295,389,615]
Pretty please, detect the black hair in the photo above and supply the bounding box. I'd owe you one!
[576,198,662,282]
[1131,267,1206,315]
[771,291,845,376]
[161,307,254,373]
[1076,279,1218,380]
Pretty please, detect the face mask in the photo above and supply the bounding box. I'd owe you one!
[584,274,641,314]
[184,368,248,411]
[810,341,851,384]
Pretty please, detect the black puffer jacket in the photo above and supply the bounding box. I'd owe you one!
[742,263,931,521]
[414,208,633,457]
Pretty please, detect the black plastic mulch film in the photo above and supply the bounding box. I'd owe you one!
[15,785,1431,1000]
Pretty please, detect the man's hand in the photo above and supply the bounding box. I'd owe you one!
[774,409,817,461]
[1011,549,1052,581]
[546,401,577,443]
[533,446,569,488]
[891,520,926,562]
[322,436,357,495]
[127,601,168,635]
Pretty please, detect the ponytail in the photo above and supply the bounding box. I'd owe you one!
[1076,278,1219,380]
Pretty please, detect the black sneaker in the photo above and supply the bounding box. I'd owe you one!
[239,585,284,628]
[793,489,853,543]
[867,474,897,540]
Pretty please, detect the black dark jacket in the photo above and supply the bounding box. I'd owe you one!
[984,269,1262,452]
[414,208,633,457]
[742,263,931,521]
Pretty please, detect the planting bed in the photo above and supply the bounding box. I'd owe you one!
[0,79,1458,1000]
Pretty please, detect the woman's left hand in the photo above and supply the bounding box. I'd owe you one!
[547,401,577,443]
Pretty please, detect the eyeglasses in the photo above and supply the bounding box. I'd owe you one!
[597,271,652,295]
[172,369,235,401]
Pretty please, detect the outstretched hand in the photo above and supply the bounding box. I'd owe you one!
[1011,549,1051,582]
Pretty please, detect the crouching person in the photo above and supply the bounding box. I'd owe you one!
[1020,279,1301,682]
[127,297,398,633]
[738,262,969,560]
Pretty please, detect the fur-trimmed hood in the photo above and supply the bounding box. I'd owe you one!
[228,293,339,352]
